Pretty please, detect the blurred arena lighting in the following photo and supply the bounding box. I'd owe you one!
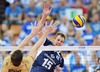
[0,46,100,51]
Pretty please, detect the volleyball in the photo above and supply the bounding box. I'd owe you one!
[72,15,86,28]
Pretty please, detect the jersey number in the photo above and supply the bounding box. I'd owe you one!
[42,58,53,69]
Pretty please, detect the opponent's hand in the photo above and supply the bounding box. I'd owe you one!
[43,3,52,16]
[30,21,39,35]
[44,20,58,34]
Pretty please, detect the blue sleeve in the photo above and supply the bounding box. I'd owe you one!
[24,7,29,14]
[84,65,86,69]
[22,22,27,31]
[43,38,53,46]
[17,7,22,14]
[70,66,74,72]
[37,7,42,14]
[5,7,9,15]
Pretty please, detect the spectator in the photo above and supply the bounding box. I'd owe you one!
[52,0,61,7]
[58,16,70,35]
[66,24,76,46]
[58,0,71,19]
[70,54,86,72]
[1,23,10,39]
[4,0,22,25]
[89,57,100,72]
[74,31,82,45]
[15,0,23,8]
[16,12,38,45]
[82,0,91,6]
[82,24,95,45]
[87,0,100,22]
[90,12,100,36]
[94,35,100,58]
[75,31,81,40]
[65,51,86,72]
[24,0,42,19]
[62,64,68,72]
[72,0,88,19]
[67,0,76,6]
[78,37,87,46]
[20,0,31,8]
[1,30,15,46]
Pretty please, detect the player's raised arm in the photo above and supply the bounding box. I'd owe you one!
[37,3,52,38]
[10,22,39,55]
[28,20,57,58]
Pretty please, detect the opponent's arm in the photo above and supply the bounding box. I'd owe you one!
[10,22,39,54]
[28,20,57,59]
[38,3,51,38]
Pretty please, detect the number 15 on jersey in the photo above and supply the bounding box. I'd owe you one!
[42,58,53,69]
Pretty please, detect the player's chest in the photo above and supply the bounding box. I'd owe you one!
[41,52,61,64]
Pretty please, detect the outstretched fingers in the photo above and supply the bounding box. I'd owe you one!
[34,21,37,26]
[49,7,52,12]
[45,3,50,9]
[53,22,58,28]
[45,21,48,27]
[31,21,37,27]
[49,20,58,28]
[50,20,54,26]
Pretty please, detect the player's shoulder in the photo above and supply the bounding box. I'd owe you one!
[23,55,34,62]
[43,38,53,46]
[3,54,11,66]
[4,54,11,62]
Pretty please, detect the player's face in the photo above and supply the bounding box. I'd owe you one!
[54,35,65,46]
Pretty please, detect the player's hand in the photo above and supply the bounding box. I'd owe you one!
[44,20,58,34]
[43,3,52,17]
[30,21,39,35]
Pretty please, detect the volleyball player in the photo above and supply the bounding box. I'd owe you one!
[1,15,57,72]
[30,4,66,72]
[30,32,65,72]
[2,4,56,72]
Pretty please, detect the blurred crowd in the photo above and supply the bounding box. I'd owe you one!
[0,0,100,72]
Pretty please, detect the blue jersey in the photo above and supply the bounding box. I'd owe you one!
[30,39,64,72]
[71,64,86,72]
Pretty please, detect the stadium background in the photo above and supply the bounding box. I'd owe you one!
[0,0,100,72]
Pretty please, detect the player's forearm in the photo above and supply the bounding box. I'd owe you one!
[38,14,47,31]
[10,34,35,54]
[37,15,47,39]
[18,34,35,49]
[32,32,48,51]
[29,32,48,57]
